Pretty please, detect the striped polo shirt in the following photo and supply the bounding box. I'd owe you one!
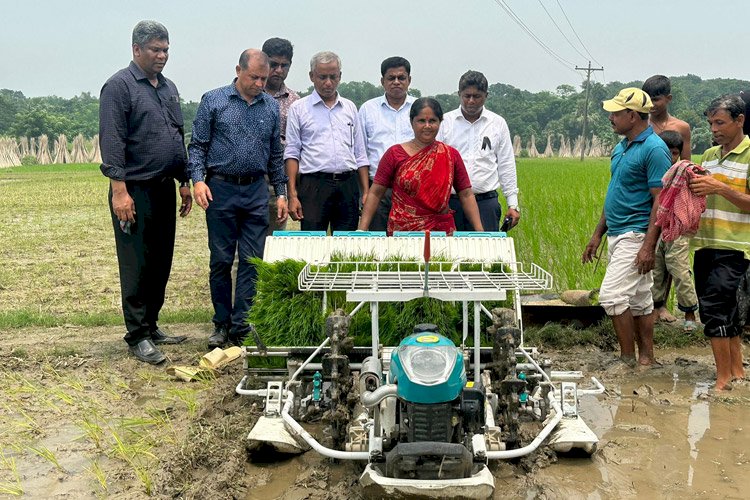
[693,135,750,258]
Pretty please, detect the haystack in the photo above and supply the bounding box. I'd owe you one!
[18,136,29,157]
[36,135,51,164]
[512,134,522,157]
[53,134,70,164]
[557,135,571,157]
[542,135,554,157]
[526,134,540,158]
[0,138,21,167]
[572,135,585,158]
[89,135,102,163]
[70,134,89,163]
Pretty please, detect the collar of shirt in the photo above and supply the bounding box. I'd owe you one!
[268,83,291,99]
[230,78,265,106]
[378,93,415,112]
[619,125,655,150]
[727,135,750,157]
[311,89,342,109]
[128,60,166,87]
[450,106,488,124]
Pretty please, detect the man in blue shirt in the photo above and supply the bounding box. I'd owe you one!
[582,87,671,367]
[188,49,288,348]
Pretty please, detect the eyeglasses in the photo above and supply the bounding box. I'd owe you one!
[270,62,291,70]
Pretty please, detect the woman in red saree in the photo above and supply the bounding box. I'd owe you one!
[359,98,483,235]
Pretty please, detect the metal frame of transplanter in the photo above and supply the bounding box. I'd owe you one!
[236,231,605,486]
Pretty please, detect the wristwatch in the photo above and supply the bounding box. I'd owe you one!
[508,205,520,213]
[277,194,288,200]
[179,181,190,188]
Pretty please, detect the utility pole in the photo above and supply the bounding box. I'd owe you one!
[576,61,604,161]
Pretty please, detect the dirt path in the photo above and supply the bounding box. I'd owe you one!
[1,325,749,499]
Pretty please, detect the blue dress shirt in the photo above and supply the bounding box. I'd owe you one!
[187,80,287,195]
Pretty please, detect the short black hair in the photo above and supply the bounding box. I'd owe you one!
[262,37,294,60]
[642,75,671,98]
[380,56,411,77]
[659,130,683,151]
[705,94,745,120]
[458,70,488,94]
[410,97,443,122]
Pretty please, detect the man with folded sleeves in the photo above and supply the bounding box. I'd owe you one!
[285,51,369,232]
[99,20,190,365]
[439,70,520,232]
[188,49,288,348]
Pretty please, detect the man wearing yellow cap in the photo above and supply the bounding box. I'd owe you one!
[582,88,672,367]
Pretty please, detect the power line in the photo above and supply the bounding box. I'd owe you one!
[536,0,590,63]
[576,61,605,161]
[555,0,602,67]
[491,0,579,74]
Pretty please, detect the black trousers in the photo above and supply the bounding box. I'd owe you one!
[298,172,359,232]
[449,191,501,232]
[109,178,176,345]
[368,179,392,232]
[694,248,749,338]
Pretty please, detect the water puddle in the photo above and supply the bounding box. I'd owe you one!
[533,368,750,498]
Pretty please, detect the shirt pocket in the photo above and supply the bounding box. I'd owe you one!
[478,132,501,158]
[165,97,184,129]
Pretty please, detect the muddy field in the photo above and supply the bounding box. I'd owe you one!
[2,325,750,499]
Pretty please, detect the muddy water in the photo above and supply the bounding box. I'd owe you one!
[240,348,750,499]
[530,365,750,499]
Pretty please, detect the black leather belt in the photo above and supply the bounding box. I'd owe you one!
[303,170,355,181]
[208,173,264,185]
[451,191,498,201]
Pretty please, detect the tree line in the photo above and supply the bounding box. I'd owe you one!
[1,74,748,155]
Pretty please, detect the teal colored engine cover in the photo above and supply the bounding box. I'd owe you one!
[389,333,466,404]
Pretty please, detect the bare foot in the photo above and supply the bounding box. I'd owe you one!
[657,307,677,323]
[715,379,734,392]
[620,354,637,368]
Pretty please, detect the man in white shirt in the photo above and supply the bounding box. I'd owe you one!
[285,51,369,232]
[439,70,520,232]
[358,57,415,231]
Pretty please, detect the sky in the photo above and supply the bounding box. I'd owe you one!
[2,0,749,102]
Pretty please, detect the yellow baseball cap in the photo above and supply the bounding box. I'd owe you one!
[602,87,653,113]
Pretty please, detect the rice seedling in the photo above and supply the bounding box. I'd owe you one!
[166,388,200,417]
[78,415,105,449]
[26,445,64,472]
[133,464,154,495]
[84,460,108,493]
[0,453,23,496]
[108,429,156,462]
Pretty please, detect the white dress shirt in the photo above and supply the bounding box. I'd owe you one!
[284,90,368,174]
[439,106,519,206]
[358,94,415,179]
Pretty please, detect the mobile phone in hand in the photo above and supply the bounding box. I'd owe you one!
[500,215,513,232]
[120,220,133,234]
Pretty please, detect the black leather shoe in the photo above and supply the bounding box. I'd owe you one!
[150,328,187,345]
[128,338,166,365]
[208,325,229,349]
